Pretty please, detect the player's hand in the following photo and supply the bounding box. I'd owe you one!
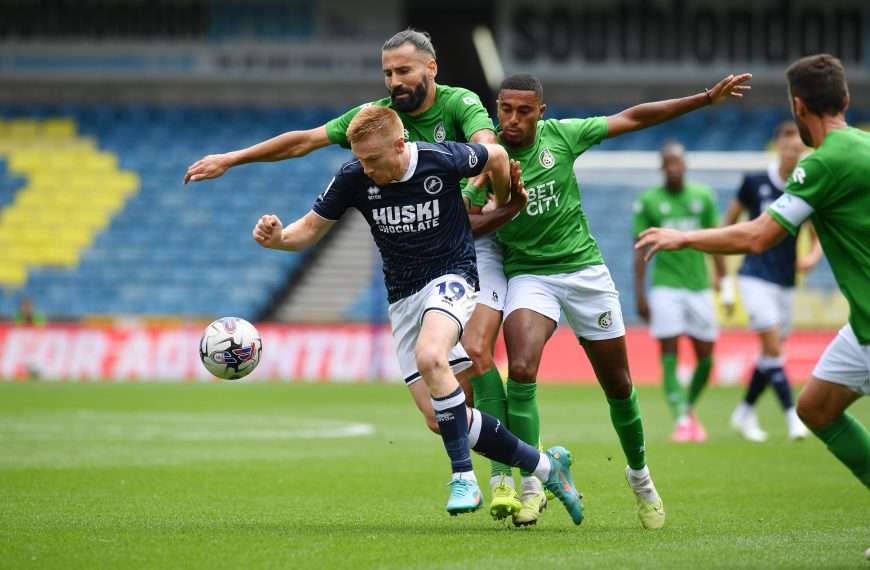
[636,295,651,323]
[253,214,284,249]
[635,227,688,262]
[184,153,234,184]
[509,159,528,211]
[706,73,752,105]
[796,255,818,273]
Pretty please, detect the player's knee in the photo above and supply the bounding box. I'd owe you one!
[415,346,448,377]
[796,393,829,430]
[463,339,493,375]
[508,358,539,382]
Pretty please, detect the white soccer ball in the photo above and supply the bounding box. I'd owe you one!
[199,317,262,380]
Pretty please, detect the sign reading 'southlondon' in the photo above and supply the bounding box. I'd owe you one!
[498,0,867,78]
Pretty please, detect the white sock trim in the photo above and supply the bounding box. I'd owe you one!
[467,408,482,448]
[627,465,650,480]
[452,470,477,482]
[532,453,551,482]
[757,355,785,370]
[431,389,466,411]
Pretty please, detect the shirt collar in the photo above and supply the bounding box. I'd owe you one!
[397,143,418,182]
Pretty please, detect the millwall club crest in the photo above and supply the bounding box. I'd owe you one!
[434,122,446,143]
[598,311,613,329]
[423,176,443,195]
[539,148,555,169]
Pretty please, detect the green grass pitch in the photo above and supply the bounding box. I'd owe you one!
[1,382,868,569]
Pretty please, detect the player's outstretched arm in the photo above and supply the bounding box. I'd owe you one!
[480,144,511,207]
[635,212,787,262]
[184,126,332,184]
[605,73,752,139]
[252,211,335,252]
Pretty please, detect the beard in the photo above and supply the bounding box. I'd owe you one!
[391,78,429,113]
[796,119,814,147]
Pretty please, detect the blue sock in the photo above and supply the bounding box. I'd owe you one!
[744,367,769,405]
[767,367,795,410]
[431,387,473,474]
[468,408,542,475]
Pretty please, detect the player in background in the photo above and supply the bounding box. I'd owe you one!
[185,29,523,513]
[722,121,822,442]
[637,54,869,490]
[490,71,751,528]
[252,105,586,521]
[633,143,727,443]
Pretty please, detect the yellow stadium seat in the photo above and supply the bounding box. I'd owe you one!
[0,117,139,284]
[40,118,77,139]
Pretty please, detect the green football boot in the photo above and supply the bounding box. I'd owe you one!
[512,489,547,527]
[489,476,522,520]
[625,467,665,529]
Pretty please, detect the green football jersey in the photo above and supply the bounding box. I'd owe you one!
[462,183,488,208]
[324,84,494,147]
[634,183,719,291]
[767,126,870,344]
[496,117,608,278]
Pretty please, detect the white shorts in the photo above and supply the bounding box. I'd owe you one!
[475,235,506,312]
[813,324,870,396]
[504,265,625,341]
[388,274,477,386]
[649,286,718,342]
[738,275,795,336]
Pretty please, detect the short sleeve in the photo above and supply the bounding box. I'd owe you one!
[735,176,753,208]
[453,89,496,141]
[557,117,608,156]
[442,141,489,180]
[767,155,828,235]
[632,196,652,238]
[702,188,719,229]
[312,173,353,221]
[324,104,369,148]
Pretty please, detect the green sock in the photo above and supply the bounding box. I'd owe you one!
[661,353,687,420]
[506,379,540,476]
[607,388,647,470]
[811,413,870,489]
[688,355,713,407]
[470,367,511,478]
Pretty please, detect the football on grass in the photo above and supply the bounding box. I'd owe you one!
[199,317,262,380]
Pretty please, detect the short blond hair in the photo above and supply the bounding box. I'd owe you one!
[347,105,403,145]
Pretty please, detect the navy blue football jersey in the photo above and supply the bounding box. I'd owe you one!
[313,141,489,303]
[736,164,799,287]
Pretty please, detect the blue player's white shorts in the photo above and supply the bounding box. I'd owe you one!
[504,264,626,341]
[388,274,477,386]
[649,286,718,342]
[813,324,870,396]
[738,275,795,336]
[474,235,506,312]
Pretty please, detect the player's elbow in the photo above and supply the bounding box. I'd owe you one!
[746,216,784,255]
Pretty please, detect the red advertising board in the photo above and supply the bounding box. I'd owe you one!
[0,324,834,384]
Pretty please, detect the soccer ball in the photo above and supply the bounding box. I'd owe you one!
[199,317,262,380]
